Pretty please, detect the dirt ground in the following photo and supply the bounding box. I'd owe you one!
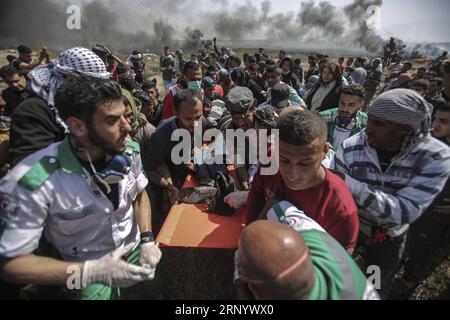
[0,49,448,300]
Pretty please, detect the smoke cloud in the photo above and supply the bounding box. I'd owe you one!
[0,0,418,55]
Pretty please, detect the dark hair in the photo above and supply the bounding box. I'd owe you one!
[279,50,286,55]
[6,55,17,64]
[436,102,450,113]
[0,64,23,80]
[248,56,257,64]
[277,110,327,145]
[182,61,200,75]
[17,45,32,54]
[55,75,122,123]
[116,64,130,75]
[319,61,342,85]
[248,64,260,72]
[210,53,218,60]
[403,62,412,68]
[411,79,429,92]
[137,93,152,106]
[119,75,138,91]
[173,89,199,112]
[206,65,217,74]
[230,56,242,66]
[265,65,282,76]
[318,58,329,66]
[142,79,157,91]
[164,46,171,51]
[341,84,365,99]
[294,58,301,65]
[430,77,444,87]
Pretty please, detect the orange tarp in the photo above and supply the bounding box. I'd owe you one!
[156,174,246,249]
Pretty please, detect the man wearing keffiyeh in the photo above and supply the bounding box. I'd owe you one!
[9,47,112,166]
[332,89,450,299]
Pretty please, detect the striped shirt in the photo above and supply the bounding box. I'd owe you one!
[332,131,450,238]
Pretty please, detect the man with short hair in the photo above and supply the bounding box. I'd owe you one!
[410,79,430,97]
[304,56,319,83]
[247,64,268,106]
[246,110,359,251]
[332,89,450,298]
[319,84,368,150]
[235,205,379,300]
[350,58,368,86]
[0,75,161,300]
[11,45,49,74]
[160,46,176,93]
[161,61,203,120]
[413,67,427,81]
[426,77,443,100]
[390,102,450,299]
[9,47,111,167]
[144,89,204,207]
[265,66,305,107]
[175,49,187,74]
[269,83,292,114]
[0,65,31,117]
[208,53,223,71]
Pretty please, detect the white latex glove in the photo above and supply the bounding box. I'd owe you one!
[224,191,249,210]
[82,243,152,288]
[139,241,162,279]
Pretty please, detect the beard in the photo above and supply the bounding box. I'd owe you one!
[87,123,126,154]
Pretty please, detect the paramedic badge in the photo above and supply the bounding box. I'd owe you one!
[0,193,19,217]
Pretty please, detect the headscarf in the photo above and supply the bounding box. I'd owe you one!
[121,88,145,137]
[28,47,111,107]
[368,88,433,152]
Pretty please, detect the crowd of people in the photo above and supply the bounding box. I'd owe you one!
[0,37,449,300]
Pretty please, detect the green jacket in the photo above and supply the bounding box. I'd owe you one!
[319,108,368,149]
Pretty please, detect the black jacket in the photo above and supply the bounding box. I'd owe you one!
[306,82,344,112]
[9,97,66,167]
[1,86,31,117]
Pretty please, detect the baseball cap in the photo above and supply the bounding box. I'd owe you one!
[225,87,255,114]
[201,76,216,89]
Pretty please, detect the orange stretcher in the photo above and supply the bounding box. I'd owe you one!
[156,172,246,249]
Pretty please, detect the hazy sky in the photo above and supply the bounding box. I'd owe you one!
[246,0,450,43]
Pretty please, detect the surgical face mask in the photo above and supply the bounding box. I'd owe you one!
[187,80,201,93]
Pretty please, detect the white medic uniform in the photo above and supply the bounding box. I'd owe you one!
[0,138,148,262]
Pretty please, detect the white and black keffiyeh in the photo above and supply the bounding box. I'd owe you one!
[368,88,433,151]
[28,47,111,107]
